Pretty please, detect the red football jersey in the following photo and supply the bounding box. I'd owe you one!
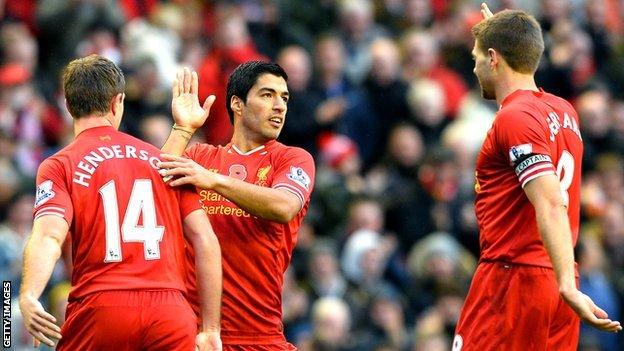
[184,140,315,345]
[475,89,583,267]
[33,126,202,301]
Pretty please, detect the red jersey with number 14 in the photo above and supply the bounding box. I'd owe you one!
[475,89,583,267]
[33,126,202,302]
[184,140,315,345]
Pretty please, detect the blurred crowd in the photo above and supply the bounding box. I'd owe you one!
[1,0,624,350]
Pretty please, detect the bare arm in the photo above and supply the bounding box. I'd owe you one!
[525,174,621,332]
[160,155,301,223]
[19,215,67,347]
[183,209,222,350]
[162,68,215,156]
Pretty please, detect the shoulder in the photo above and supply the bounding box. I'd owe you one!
[186,142,218,157]
[495,101,545,130]
[272,142,313,161]
[38,144,76,174]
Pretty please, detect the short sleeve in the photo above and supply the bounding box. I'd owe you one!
[33,158,74,226]
[271,148,316,210]
[495,109,556,188]
[178,185,203,218]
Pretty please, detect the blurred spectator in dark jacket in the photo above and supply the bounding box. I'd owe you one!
[337,0,389,85]
[312,34,379,167]
[576,87,612,169]
[36,0,125,86]
[121,57,170,137]
[277,45,324,157]
[366,123,433,252]
[363,38,411,165]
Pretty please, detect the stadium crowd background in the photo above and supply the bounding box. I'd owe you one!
[1,0,623,350]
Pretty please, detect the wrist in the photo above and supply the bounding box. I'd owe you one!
[559,283,577,297]
[172,124,197,135]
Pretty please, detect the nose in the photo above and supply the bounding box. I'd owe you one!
[273,97,286,111]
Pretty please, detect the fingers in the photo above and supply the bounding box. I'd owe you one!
[177,69,184,97]
[192,71,199,96]
[33,314,62,338]
[183,67,192,93]
[170,176,193,187]
[203,95,216,114]
[593,305,609,319]
[481,3,493,19]
[585,317,621,333]
[33,330,56,348]
[159,154,188,163]
[159,167,193,179]
[33,337,40,348]
[172,78,180,97]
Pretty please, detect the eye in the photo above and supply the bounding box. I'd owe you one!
[282,96,289,103]
[262,92,272,98]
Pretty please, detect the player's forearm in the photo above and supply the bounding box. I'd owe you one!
[161,127,195,156]
[212,174,299,223]
[20,235,63,300]
[192,232,222,332]
[536,204,577,292]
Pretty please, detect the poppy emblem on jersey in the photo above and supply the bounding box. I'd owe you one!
[508,143,532,163]
[229,164,248,180]
[35,180,55,207]
[287,166,310,190]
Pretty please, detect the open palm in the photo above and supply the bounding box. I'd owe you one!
[171,67,216,130]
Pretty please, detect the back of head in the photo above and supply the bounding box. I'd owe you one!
[471,10,544,74]
[63,54,125,119]
[225,61,288,123]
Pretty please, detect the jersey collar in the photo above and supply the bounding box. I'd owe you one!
[230,140,277,156]
[75,125,117,138]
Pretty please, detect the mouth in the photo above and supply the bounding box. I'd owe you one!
[268,117,283,127]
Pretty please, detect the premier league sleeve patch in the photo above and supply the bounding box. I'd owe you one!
[35,180,56,207]
[287,166,311,190]
[509,143,533,164]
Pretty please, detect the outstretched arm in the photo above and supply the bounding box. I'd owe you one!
[183,209,222,351]
[160,155,302,223]
[19,215,67,348]
[525,174,621,333]
[162,67,215,156]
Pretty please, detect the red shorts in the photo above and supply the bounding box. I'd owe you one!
[223,342,297,351]
[56,289,197,351]
[453,262,579,351]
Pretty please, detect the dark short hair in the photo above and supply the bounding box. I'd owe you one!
[225,61,288,123]
[471,10,544,74]
[62,55,125,119]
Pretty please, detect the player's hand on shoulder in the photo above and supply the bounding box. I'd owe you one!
[172,66,216,132]
[561,288,622,333]
[195,330,222,351]
[18,294,63,347]
[159,154,217,189]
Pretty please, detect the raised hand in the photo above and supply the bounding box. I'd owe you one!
[480,2,494,19]
[171,67,216,131]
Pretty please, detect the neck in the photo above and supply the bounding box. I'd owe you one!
[495,70,539,106]
[73,114,115,136]
[230,127,271,152]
